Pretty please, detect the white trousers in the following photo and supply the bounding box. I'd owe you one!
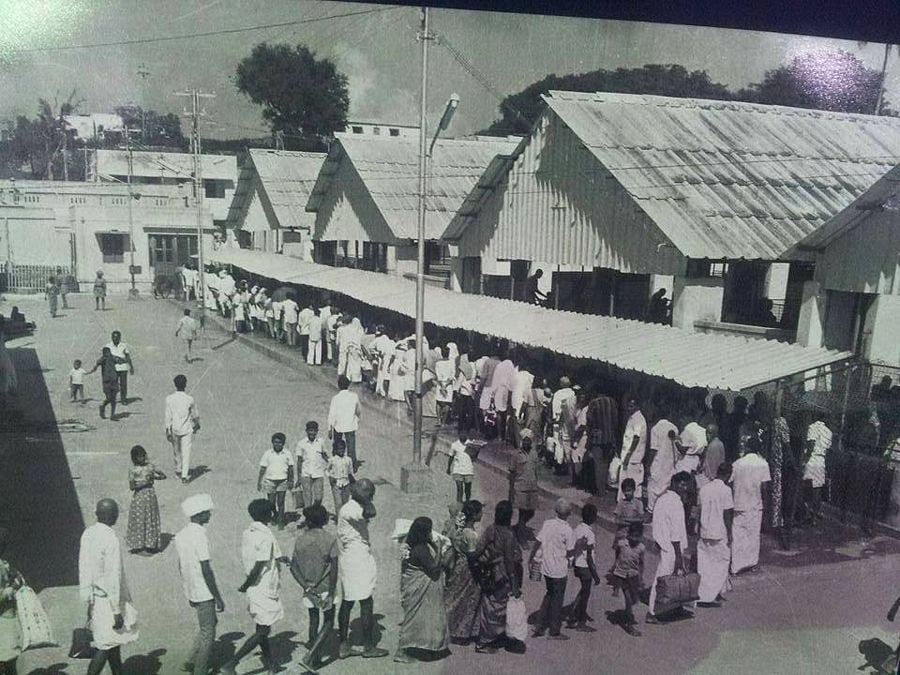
[697,537,731,602]
[307,340,323,365]
[731,509,763,573]
[172,432,193,480]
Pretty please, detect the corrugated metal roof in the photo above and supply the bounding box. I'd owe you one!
[95,149,237,182]
[540,91,900,260]
[209,247,852,391]
[307,134,519,240]
[247,149,326,230]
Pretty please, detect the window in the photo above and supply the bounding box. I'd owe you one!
[389,128,400,137]
[204,179,227,199]
[351,126,363,134]
[24,195,40,203]
[686,259,728,279]
[99,234,125,263]
[372,126,381,135]
[69,196,86,205]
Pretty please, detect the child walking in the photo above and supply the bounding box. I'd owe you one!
[612,522,646,636]
[126,445,166,554]
[568,503,602,631]
[258,432,295,529]
[610,478,645,596]
[296,421,329,509]
[446,429,476,503]
[326,437,354,519]
[69,359,86,402]
[86,346,123,420]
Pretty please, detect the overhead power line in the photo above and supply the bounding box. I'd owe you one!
[7,6,400,54]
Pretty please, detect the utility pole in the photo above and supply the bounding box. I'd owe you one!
[174,88,215,329]
[137,64,150,140]
[125,126,141,298]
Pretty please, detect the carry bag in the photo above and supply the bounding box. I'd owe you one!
[16,584,56,649]
[654,572,700,616]
[505,596,528,642]
[69,627,95,659]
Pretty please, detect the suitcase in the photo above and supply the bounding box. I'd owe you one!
[654,572,700,616]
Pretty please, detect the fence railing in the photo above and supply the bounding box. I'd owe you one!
[0,264,72,292]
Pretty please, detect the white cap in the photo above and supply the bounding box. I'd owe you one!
[181,493,214,518]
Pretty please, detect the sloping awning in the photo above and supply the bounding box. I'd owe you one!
[207,248,853,392]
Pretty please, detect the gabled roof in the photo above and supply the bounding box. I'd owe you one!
[225,149,327,231]
[460,90,900,260]
[209,247,853,392]
[794,163,900,251]
[95,149,237,182]
[306,133,520,240]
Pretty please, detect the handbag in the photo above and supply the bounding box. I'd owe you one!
[69,627,95,659]
[653,572,700,616]
[15,582,56,650]
[505,596,528,642]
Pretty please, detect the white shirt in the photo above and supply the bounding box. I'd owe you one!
[551,387,576,420]
[328,454,354,487]
[298,307,315,335]
[296,437,329,479]
[337,499,370,554]
[806,421,833,460]
[699,479,734,541]
[307,314,324,341]
[652,490,688,553]
[449,440,474,476]
[536,517,575,579]
[281,299,298,324]
[70,367,86,385]
[681,422,707,456]
[622,410,648,463]
[491,359,517,412]
[572,522,596,568]
[511,369,534,414]
[174,522,213,603]
[79,523,126,606]
[240,521,281,599]
[328,390,359,433]
[176,316,198,339]
[260,448,295,481]
[730,453,771,512]
[165,391,198,437]
[106,341,130,372]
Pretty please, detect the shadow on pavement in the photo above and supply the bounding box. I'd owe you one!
[122,648,167,674]
[857,637,896,674]
[0,348,84,592]
[211,631,243,668]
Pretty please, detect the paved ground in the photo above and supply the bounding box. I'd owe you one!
[1,293,899,675]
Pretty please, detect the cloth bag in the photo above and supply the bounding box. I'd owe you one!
[16,584,56,650]
[608,455,622,489]
[505,596,528,642]
[654,572,700,616]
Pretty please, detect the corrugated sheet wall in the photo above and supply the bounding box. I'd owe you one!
[819,209,900,294]
[458,114,682,275]
[312,158,397,245]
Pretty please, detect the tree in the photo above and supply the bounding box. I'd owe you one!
[113,105,187,148]
[235,43,349,142]
[736,49,895,115]
[4,92,82,180]
[481,64,733,136]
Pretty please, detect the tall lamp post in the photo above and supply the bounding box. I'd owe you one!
[402,5,460,494]
[125,127,141,299]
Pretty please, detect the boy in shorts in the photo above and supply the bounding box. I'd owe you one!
[296,421,329,509]
[446,429,475,503]
[327,438,354,519]
[69,359,86,402]
[87,347,122,420]
[257,432,295,529]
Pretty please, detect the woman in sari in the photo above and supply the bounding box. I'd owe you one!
[421,347,441,419]
[343,318,365,384]
[0,528,21,675]
[446,500,483,643]
[395,517,451,663]
[387,343,408,402]
[473,500,522,653]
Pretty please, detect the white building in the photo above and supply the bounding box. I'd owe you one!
[90,149,237,227]
[63,113,125,141]
[343,122,418,138]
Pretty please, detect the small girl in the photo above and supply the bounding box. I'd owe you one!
[69,359,86,402]
[126,445,166,554]
[612,522,646,636]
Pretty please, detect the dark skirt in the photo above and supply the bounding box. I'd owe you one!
[445,554,481,640]
[126,487,161,551]
[398,565,450,652]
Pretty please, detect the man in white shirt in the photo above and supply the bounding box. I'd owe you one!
[510,364,534,447]
[329,375,361,471]
[220,500,286,675]
[297,421,329,508]
[697,463,734,606]
[676,418,707,475]
[79,499,139,674]
[281,296,299,347]
[106,331,134,405]
[175,494,224,675]
[306,309,324,366]
[550,376,577,470]
[165,374,200,484]
[175,309,199,364]
[647,411,679,513]
[491,354,517,442]
[618,397,648,501]
[647,471,692,623]
[529,499,576,639]
[298,304,315,360]
[730,439,771,574]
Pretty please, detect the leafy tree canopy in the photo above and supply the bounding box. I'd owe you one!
[113,105,187,149]
[235,42,349,141]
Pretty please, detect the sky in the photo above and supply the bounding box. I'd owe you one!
[1,0,898,140]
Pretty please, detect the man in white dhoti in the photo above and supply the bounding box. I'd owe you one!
[646,411,678,513]
[730,438,771,574]
[697,463,734,606]
[618,397,648,501]
[646,472,692,624]
[221,500,287,675]
[336,479,388,659]
[78,499,139,675]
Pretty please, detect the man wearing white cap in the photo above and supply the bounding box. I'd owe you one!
[174,494,224,675]
[221,499,287,675]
